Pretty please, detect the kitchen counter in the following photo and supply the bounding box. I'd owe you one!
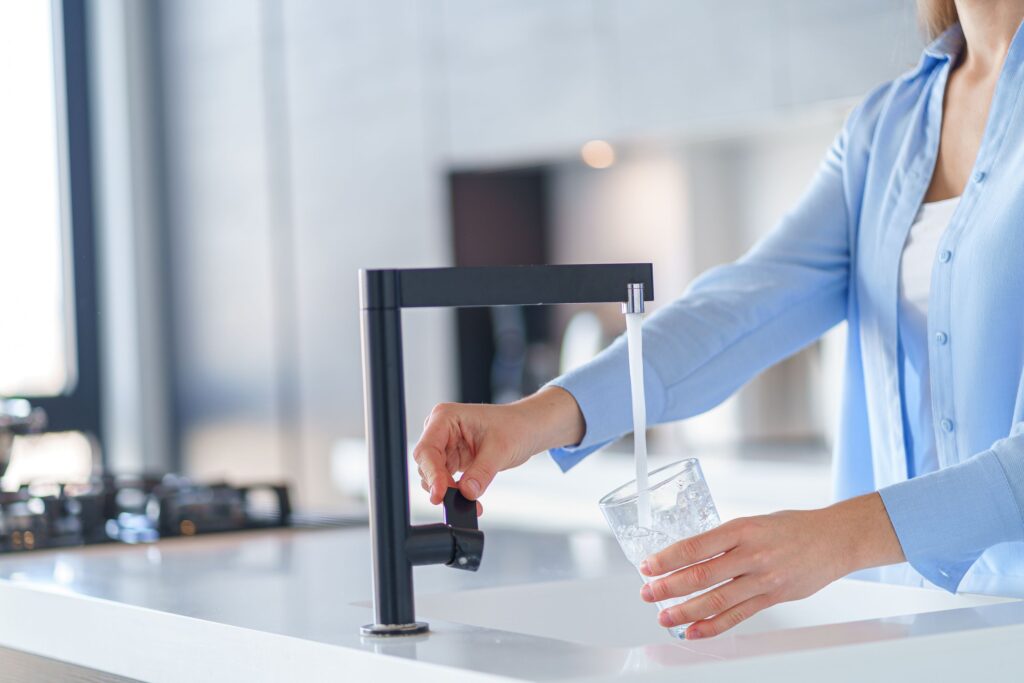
[0,643,135,682]
[1,525,1023,682]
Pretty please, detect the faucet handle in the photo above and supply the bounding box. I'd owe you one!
[443,487,478,530]
[442,487,483,571]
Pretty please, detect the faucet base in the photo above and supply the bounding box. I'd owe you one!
[360,622,429,637]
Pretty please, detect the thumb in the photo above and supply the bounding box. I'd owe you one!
[458,449,502,500]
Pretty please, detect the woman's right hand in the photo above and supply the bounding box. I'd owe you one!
[413,386,585,507]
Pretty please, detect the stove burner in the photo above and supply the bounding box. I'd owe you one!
[0,475,291,553]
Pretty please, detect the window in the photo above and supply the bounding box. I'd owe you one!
[0,1,73,396]
[0,0,102,480]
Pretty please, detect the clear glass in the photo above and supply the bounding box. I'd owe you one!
[599,458,721,640]
[0,1,74,397]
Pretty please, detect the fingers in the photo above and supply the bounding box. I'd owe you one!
[640,551,742,603]
[657,576,761,630]
[641,520,742,576]
[413,413,456,505]
[415,445,454,504]
[685,594,772,639]
[414,402,509,504]
[420,468,483,516]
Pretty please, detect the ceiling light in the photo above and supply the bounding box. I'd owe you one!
[580,140,615,169]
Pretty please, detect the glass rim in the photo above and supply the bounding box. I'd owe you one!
[598,458,702,509]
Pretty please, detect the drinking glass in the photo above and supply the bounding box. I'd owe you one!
[599,459,721,639]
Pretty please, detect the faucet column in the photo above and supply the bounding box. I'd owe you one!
[356,264,652,637]
[359,270,425,635]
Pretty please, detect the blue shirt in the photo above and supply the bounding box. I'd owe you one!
[549,23,1024,595]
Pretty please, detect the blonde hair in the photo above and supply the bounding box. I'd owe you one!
[918,0,959,40]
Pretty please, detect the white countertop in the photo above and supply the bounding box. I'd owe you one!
[1,524,1024,682]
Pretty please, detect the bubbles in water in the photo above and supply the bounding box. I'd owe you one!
[615,524,696,635]
[613,485,720,569]
[615,526,672,567]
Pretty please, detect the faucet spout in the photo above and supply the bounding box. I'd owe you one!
[622,282,646,314]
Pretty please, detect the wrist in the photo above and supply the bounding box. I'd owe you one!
[825,493,906,577]
[512,386,585,455]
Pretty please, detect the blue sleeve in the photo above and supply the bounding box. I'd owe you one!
[878,426,1024,592]
[548,106,863,471]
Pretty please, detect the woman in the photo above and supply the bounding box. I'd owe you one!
[414,0,1024,639]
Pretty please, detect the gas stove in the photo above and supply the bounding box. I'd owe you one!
[0,475,292,553]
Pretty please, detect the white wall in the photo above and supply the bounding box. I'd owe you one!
[438,0,921,164]
[280,0,455,504]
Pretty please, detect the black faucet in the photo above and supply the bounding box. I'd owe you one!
[358,264,654,636]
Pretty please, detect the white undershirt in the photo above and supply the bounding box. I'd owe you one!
[897,195,960,477]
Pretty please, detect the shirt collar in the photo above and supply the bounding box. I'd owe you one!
[923,23,965,61]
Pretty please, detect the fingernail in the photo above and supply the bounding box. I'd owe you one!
[639,560,651,575]
[463,479,480,498]
[640,584,653,601]
[687,628,702,640]
[658,611,673,627]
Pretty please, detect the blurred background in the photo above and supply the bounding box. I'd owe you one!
[2,0,925,530]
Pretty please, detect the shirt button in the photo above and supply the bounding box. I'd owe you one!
[935,331,948,345]
[941,418,954,433]
[938,249,952,263]
[973,170,987,183]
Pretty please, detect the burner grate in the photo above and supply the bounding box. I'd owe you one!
[0,475,304,553]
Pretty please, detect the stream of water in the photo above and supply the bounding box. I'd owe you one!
[625,312,651,528]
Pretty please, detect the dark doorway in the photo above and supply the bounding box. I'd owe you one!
[448,169,557,404]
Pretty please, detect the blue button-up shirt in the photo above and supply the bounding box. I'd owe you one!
[549,23,1024,594]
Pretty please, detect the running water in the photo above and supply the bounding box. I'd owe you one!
[625,312,651,529]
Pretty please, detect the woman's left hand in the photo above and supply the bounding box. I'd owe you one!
[638,492,905,639]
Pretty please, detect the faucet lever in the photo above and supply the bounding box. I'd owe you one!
[443,487,483,571]
[443,487,478,530]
